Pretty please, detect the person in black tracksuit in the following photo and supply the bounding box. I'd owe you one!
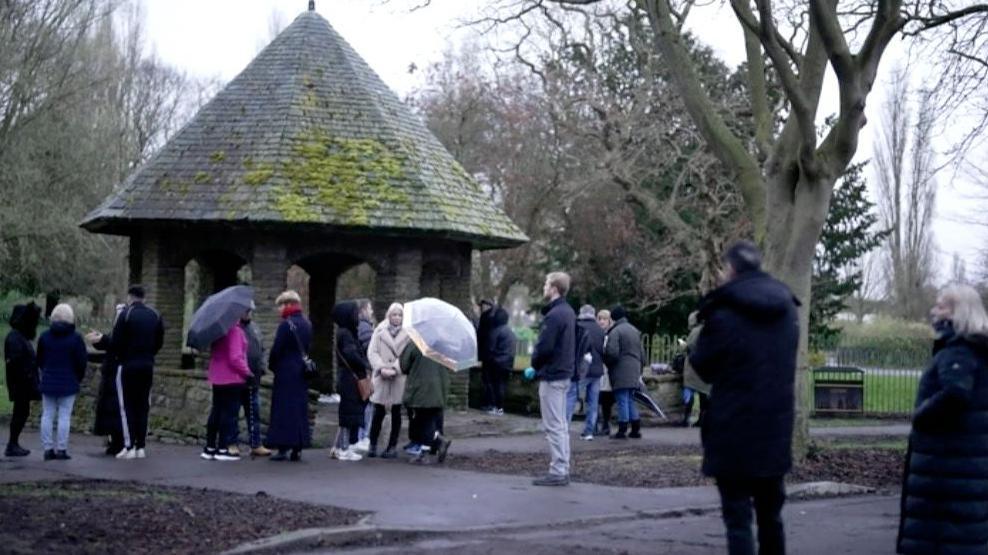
[4,302,42,457]
[108,285,164,457]
[482,307,516,415]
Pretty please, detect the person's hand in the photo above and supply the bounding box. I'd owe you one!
[523,367,536,380]
[85,331,103,344]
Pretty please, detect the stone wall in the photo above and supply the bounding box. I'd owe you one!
[69,364,322,446]
[468,368,685,422]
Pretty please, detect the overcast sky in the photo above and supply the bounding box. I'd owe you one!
[140,0,985,280]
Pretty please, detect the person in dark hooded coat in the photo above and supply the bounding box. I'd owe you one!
[897,284,988,555]
[689,241,799,555]
[4,302,41,457]
[331,300,370,461]
[482,306,515,415]
[266,291,312,461]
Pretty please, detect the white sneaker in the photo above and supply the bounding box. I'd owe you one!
[580,433,594,441]
[135,448,147,459]
[329,448,339,460]
[337,448,362,461]
[116,448,136,460]
[353,438,370,453]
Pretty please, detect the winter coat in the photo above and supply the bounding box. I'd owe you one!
[689,270,799,479]
[531,297,577,382]
[242,321,266,383]
[482,308,516,374]
[37,322,88,398]
[358,318,374,355]
[207,325,251,386]
[334,301,370,428]
[897,328,988,555]
[604,319,644,390]
[4,303,41,402]
[265,311,312,449]
[576,316,606,380]
[368,321,410,407]
[91,333,121,437]
[110,302,164,370]
[401,342,450,409]
[682,324,711,395]
[476,307,497,368]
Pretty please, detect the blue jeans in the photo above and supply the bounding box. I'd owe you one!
[41,394,76,451]
[614,387,639,423]
[566,377,601,435]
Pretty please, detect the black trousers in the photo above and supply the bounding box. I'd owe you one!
[715,475,786,555]
[409,407,443,451]
[369,403,402,450]
[8,399,30,445]
[598,391,615,428]
[206,384,244,450]
[489,370,507,409]
[119,366,153,449]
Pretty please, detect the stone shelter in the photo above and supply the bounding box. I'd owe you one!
[80,3,526,425]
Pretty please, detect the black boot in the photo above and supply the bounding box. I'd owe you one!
[5,443,30,457]
[611,422,628,440]
[629,420,642,439]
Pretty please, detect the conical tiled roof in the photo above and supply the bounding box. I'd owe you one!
[81,9,527,249]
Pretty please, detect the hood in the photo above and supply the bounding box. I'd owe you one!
[331,301,360,333]
[578,314,597,323]
[49,321,76,336]
[9,302,42,340]
[699,271,797,322]
[492,307,510,328]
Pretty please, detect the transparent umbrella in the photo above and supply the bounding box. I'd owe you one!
[402,298,477,371]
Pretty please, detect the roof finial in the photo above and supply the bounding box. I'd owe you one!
[308,0,315,11]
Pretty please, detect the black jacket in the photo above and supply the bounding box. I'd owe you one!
[575,316,605,380]
[111,302,164,369]
[897,328,988,555]
[532,297,576,382]
[4,303,41,402]
[689,270,799,478]
[483,308,516,374]
[334,301,370,428]
[266,311,312,449]
[477,307,496,367]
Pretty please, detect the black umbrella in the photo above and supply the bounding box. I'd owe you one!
[186,285,254,350]
[635,378,667,419]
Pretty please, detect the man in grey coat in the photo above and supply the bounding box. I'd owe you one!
[603,306,645,439]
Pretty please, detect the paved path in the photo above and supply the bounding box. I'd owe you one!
[328,495,901,554]
[1,432,722,531]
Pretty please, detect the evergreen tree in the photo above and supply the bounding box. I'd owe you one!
[811,162,889,345]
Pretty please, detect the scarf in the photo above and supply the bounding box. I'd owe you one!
[388,323,402,338]
[280,303,302,319]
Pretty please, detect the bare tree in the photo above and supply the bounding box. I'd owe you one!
[875,67,938,320]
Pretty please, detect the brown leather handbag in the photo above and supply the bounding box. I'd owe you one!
[337,345,373,401]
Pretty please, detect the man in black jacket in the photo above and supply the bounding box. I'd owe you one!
[108,285,165,460]
[567,305,605,440]
[531,272,576,486]
[689,241,799,555]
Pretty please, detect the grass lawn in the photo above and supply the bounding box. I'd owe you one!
[810,370,919,417]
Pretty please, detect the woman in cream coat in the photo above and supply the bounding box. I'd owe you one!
[366,303,410,458]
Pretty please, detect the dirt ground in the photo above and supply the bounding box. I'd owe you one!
[0,480,365,554]
[444,436,907,493]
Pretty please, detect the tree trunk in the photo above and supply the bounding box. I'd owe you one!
[762,170,836,460]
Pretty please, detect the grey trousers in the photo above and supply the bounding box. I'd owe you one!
[539,379,571,477]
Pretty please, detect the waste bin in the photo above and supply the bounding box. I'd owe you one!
[813,366,865,415]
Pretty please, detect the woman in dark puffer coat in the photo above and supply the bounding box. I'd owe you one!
[898,284,988,555]
[331,301,370,462]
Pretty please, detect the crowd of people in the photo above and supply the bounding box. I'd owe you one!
[4,239,988,554]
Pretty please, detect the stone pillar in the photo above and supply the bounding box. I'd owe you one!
[138,232,186,369]
[308,268,337,393]
[251,238,290,352]
[374,246,422,318]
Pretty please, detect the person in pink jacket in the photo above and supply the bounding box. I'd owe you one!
[201,321,252,461]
